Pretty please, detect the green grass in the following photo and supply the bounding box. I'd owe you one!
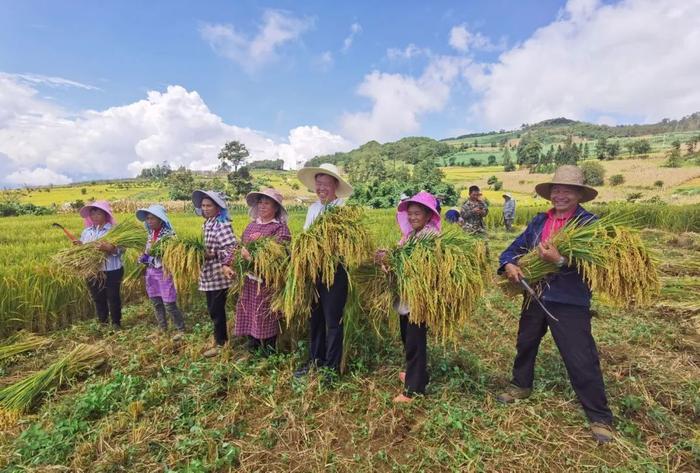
[0,211,698,471]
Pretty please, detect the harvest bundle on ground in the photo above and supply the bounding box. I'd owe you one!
[0,332,51,363]
[0,343,106,425]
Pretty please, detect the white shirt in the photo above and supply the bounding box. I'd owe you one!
[303,198,345,230]
[79,224,124,272]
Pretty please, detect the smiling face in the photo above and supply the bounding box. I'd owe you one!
[200,197,220,219]
[314,174,338,204]
[256,196,278,221]
[407,203,431,232]
[549,184,583,214]
[89,208,108,226]
[145,213,162,231]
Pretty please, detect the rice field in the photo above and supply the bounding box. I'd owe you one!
[0,207,698,471]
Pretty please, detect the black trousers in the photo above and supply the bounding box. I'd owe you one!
[511,300,613,424]
[205,289,229,346]
[309,265,349,372]
[86,267,123,326]
[400,314,429,396]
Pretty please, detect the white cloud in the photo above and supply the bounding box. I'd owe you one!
[200,10,313,72]
[449,24,498,53]
[342,22,362,53]
[467,0,700,129]
[5,168,72,186]
[386,44,431,61]
[341,56,470,143]
[0,76,351,187]
[315,51,334,71]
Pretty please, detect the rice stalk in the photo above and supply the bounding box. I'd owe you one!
[0,343,106,424]
[283,205,373,322]
[362,228,488,344]
[53,219,145,280]
[500,212,661,308]
[233,237,290,310]
[0,332,51,363]
[160,235,205,302]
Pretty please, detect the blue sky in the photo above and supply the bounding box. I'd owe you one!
[1,0,699,185]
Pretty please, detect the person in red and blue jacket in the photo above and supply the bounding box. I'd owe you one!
[496,165,614,444]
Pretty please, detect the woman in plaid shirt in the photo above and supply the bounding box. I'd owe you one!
[192,190,237,358]
[232,188,291,355]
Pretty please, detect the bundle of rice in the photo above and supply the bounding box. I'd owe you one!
[361,228,489,344]
[53,219,145,280]
[501,213,660,308]
[160,236,205,297]
[233,237,289,299]
[0,332,51,363]
[283,205,373,321]
[0,343,106,424]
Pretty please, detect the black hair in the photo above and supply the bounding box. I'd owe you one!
[469,185,480,193]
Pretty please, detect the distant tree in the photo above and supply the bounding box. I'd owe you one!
[686,136,699,155]
[167,168,196,200]
[249,159,285,170]
[218,141,249,172]
[469,158,481,167]
[502,147,516,172]
[516,137,542,166]
[579,161,605,186]
[139,161,173,180]
[487,175,498,185]
[664,147,683,168]
[595,137,608,160]
[633,139,652,156]
[227,165,256,197]
[582,142,590,159]
[487,155,497,166]
[607,142,621,159]
[80,188,87,195]
[671,139,681,151]
[493,180,503,191]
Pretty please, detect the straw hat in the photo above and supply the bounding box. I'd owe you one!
[245,188,288,223]
[136,204,173,231]
[534,165,598,203]
[396,191,442,237]
[191,190,228,210]
[79,200,116,227]
[297,163,353,198]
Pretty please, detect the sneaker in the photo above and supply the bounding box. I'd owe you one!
[399,371,406,384]
[202,346,221,358]
[496,385,532,404]
[172,332,184,342]
[590,422,614,444]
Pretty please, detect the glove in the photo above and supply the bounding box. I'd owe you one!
[138,253,153,265]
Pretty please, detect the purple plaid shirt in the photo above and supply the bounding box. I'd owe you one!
[198,217,237,291]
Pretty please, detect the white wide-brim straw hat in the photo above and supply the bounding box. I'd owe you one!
[534,165,598,203]
[297,163,353,198]
[245,188,288,223]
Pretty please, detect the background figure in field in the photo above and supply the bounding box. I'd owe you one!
[233,188,291,356]
[460,185,489,236]
[77,201,124,329]
[192,190,237,358]
[294,163,354,378]
[136,204,185,340]
[502,193,516,232]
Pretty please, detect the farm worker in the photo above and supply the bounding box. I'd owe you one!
[497,165,614,444]
[76,200,124,328]
[460,185,489,235]
[135,204,185,340]
[192,190,237,358]
[445,208,460,224]
[294,163,354,378]
[502,193,516,231]
[230,188,291,355]
[375,191,441,403]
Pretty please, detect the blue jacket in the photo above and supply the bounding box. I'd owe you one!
[498,205,596,307]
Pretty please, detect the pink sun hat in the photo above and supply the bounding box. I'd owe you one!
[79,200,116,227]
[396,191,442,237]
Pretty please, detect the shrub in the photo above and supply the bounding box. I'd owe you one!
[493,181,503,191]
[487,175,498,185]
[579,161,605,186]
[609,174,625,186]
[654,180,664,188]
